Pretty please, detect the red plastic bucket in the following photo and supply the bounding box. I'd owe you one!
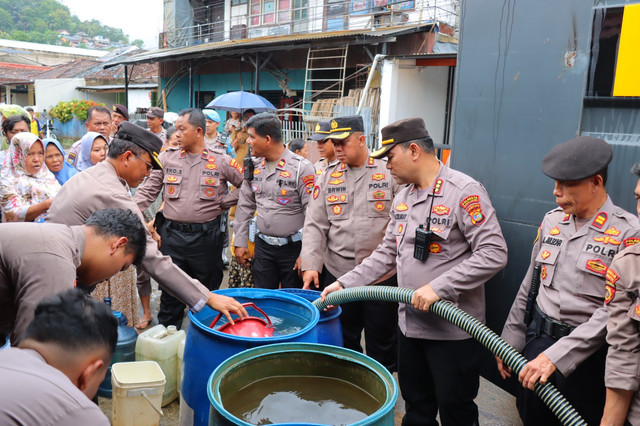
[209,303,274,338]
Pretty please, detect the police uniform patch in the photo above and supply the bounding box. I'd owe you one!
[468,205,485,225]
[280,189,288,196]
[205,178,216,185]
[67,152,76,165]
[207,155,215,163]
[254,169,261,175]
[306,183,313,194]
[206,163,217,170]
[316,169,322,175]
[373,191,385,200]
[541,250,551,260]
[398,224,404,233]
[180,149,186,158]
[168,186,176,195]
[327,195,339,203]
[302,175,315,186]
[605,227,621,236]
[396,202,409,211]
[431,227,442,233]
[329,179,344,185]
[374,201,385,211]
[372,173,385,181]
[277,198,290,205]
[433,179,443,195]
[550,227,560,235]
[605,269,619,305]
[624,238,640,247]
[541,266,548,280]
[563,214,570,222]
[586,259,607,275]
[167,175,178,182]
[593,236,621,245]
[592,212,608,229]
[230,159,244,174]
[432,205,450,215]
[277,159,286,168]
[201,148,209,159]
[205,188,215,197]
[280,171,292,178]
[636,303,640,318]
[460,195,480,209]
[368,157,375,166]
[340,163,346,170]
[339,194,347,202]
[312,185,320,199]
[252,184,259,192]
[261,159,266,167]
[332,205,342,215]
[330,171,343,178]
[429,243,442,253]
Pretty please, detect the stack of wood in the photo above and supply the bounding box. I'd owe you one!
[309,99,338,117]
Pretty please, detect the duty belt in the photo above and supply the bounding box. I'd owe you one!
[257,230,302,246]
[166,217,220,233]
[533,304,576,340]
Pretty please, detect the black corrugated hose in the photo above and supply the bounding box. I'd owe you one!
[312,286,587,426]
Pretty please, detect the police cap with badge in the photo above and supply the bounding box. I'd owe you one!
[371,117,431,159]
[541,136,612,181]
[327,116,365,140]
[114,122,163,170]
[112,104,129,120]
[309,121,331,141]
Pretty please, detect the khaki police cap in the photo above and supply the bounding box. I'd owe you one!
[372,117,430,159]
[327,115,364,140]
[541,136,612,181]
[114,122,163,170]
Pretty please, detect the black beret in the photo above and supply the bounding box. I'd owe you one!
[112,104,129,120]
[114,122,163,170]
[541,136,612,181]
[372,117,430,159]
[309,121,331,141]
[328,115,364,140]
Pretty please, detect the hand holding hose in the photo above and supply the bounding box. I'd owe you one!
[411,284,440,312]
[320,281,344,310]
[519,352,557,390]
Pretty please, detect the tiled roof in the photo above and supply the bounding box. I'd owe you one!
[0,62,51,85]
[34,58,157,82]
[33,59,102,79]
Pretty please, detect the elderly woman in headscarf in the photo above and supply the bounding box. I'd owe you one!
[75,131,108,171]
[0,132,60,222]
[43,138,78,186]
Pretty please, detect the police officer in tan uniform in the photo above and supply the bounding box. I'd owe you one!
[235,113,316,289]
[322,117,508,425]
[499,136,640,425]
[302,115,399,371]
[47,122,247,326]
[134,108,244,328]
[310,121,339,176]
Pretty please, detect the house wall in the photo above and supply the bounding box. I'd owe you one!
[128,89,153,113]
[35,78,86,110]
[379,58,449,146]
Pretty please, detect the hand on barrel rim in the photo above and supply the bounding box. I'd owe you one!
[207,293,248,325]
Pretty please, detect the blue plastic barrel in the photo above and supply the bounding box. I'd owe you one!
[208,342,398,426]
[182,288,320,426]
[97,311,137,398]
[278,288,343,347]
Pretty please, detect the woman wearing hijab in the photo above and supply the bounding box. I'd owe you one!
[75,132,108,171]
[43,138,78,186]
[0,132,60,222]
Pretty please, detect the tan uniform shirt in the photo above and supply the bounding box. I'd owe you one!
[134,147,243,223]
[45,160,210,309]
[235,148,316,247]
[605,243,640,424]
[0,223,84,344]
[150,128,167,143]
[0,348,109,425]
[301,156,401,278]
[339,164,508,340]
[501,197,640,376]
[313,157,339,177]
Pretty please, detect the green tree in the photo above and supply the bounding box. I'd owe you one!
[132,39,144,48]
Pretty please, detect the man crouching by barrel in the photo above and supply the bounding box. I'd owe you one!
[322,117,508,425]
[498,136,640,425]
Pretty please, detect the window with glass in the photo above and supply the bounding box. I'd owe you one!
[250,0,292,25]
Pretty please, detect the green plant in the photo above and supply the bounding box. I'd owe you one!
[71,99,105,121]
[49,100,107,123]
[49,100,73,123]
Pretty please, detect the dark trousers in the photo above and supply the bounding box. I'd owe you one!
[323,268,398,372]
[517,318,607,426]
[252,237,302,289]
[157,219,224,329]
[398,332,481,426]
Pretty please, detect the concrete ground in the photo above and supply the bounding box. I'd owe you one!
[99,260,522,425]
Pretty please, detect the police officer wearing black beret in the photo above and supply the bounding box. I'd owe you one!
[500,136,640,425]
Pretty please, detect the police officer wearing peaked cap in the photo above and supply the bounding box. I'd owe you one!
[115,121,163,169]
[499,136,640,425]
[310,120,339,177]
[323,117,508,425]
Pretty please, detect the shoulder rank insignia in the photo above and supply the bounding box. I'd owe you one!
[592,212,608,229]
[563,214,570,222]
[549,227,560,235]
[180,149,186,158]
[261,159,266,168]
[277,159,286,168]
[201,148,209,159]
[368,157,375,166]
[433,179,443,195]
[605,227,621,236]
[624,238,640,247]
[340,163,346,170]
[396,202,409,211]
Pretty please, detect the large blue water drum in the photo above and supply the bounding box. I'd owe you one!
[182,288,320,426]
[278,288,343,347]
[208,343,398,426]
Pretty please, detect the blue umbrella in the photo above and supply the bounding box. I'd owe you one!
[205,91,276,113]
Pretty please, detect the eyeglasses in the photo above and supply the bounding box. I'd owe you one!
[133,154,153,172]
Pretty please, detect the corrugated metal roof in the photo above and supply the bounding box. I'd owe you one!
[77,83,157,91]
[105,23,434,68]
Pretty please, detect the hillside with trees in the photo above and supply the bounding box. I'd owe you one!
[0,0,143,48]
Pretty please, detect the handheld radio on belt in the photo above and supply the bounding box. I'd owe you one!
[244,146,254,181]
[524,263,542,326]
[414,185,437,262]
